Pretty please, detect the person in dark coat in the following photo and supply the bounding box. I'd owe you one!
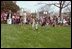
[7,10,12,19]
[6,10,13,24]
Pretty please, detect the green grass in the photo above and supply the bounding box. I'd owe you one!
[1,24,71,48]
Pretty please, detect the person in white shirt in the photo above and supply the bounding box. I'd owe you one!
[7,10,12,24]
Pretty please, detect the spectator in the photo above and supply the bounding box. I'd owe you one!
[7,10,12,24]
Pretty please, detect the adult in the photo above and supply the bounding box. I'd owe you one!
[41,16,46,26]
[7,10,12,24]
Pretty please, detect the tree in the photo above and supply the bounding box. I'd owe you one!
[53,1,71,21]
[1,1,20,12]
[37,1,71,24]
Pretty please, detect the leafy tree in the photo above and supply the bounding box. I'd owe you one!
[1,1,20,12]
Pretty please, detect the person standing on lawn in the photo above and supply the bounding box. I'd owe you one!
[7,10,12,24]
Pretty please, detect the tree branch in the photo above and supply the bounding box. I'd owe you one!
[66,6,71,11]
[53,4,60,8]
[61,1,65,8]
[63,2,71,8]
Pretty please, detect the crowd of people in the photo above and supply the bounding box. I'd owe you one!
[1,10,71,27]
[39,15,71,27]
[1,10,20,24]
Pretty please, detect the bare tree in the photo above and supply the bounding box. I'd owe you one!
[54,1,71,21]
[37,1,71,24]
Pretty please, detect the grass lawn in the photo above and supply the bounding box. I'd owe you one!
[1,24,71,48]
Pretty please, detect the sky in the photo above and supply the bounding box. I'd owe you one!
[16,1,70,13]
[16,1,60,13]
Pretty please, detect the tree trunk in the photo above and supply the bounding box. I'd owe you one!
[59,1,63,25]
[59,1,62,21]
[59,7,62,21]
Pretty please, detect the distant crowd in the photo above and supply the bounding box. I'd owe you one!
[1,10,71,27]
